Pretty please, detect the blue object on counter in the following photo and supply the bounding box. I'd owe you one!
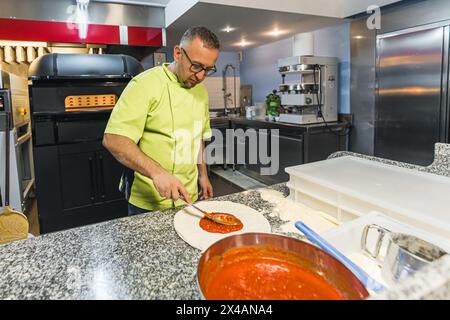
[295,221,385,294]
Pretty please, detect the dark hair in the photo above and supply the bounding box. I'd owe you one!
[180,26,220,50]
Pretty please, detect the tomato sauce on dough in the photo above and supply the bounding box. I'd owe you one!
[202,245,346,300]
[199,214,243,234]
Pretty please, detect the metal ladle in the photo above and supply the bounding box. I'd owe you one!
[181,198,242,227]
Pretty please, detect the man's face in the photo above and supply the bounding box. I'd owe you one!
[173,37,220,89]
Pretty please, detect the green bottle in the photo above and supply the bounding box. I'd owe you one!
[266,89,280,119]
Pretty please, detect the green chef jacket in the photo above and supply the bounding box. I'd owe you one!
[105,63,212,211]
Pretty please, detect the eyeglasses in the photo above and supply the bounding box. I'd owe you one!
[181,47,217,76]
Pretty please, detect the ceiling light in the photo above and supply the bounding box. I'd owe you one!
[222,26,236,33]
[265,28,288,37]
[235,39,253,47]
[354,35,365,40]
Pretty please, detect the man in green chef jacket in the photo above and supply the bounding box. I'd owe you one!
[103,26,219,215]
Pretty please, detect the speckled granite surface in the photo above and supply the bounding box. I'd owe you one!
[0,184,293,300]
[371,255,450,300]
[1,144,449,300]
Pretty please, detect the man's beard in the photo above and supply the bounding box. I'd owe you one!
[181,78,199,89]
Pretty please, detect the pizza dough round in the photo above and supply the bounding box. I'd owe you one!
[174,201,272,251]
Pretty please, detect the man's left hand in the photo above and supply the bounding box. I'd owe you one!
[199,176,214,199]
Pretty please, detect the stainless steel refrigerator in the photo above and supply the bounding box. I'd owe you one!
[375,23,449,166]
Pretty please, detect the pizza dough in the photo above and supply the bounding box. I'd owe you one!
[258,189,338,234]
[173,201,271,251]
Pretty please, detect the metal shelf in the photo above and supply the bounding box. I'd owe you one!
[279,69,319,75]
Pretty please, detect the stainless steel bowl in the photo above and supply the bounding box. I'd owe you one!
[197,233,369,300]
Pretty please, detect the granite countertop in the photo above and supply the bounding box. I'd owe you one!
[209,115,348,132]
[1,144,450,300]
[229,116,348,131]
[0,184,293,300]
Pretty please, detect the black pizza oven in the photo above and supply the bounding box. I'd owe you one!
[29,53,143,233]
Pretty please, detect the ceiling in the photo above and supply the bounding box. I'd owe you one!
[92,0,170,6]
[166,2,344,51]
[199,0,403,18]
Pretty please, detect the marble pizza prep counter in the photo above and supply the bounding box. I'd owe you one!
[0,184,298,300]
[1,146,450,300]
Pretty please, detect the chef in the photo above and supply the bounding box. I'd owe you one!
[103,26,219,215]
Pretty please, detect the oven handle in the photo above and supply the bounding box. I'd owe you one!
[16,132,31,145]
[88,156,96,202]
[98,155,106,200]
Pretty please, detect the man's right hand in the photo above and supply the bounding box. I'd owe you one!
[152,170,193,204]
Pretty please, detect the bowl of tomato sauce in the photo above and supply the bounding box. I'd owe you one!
[197,233,369,300]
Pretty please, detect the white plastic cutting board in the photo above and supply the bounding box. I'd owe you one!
[286,156,450,239]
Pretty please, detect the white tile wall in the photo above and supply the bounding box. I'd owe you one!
[203,76,240,110]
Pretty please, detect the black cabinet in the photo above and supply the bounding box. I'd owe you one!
[59,151,97,209]
[230,122,288,185]
[274,133,304,182]
[33,112,128,234]
[35,141,127,233]
[96,150,125,202]
[229,118,346,185]
[59,149,123,209]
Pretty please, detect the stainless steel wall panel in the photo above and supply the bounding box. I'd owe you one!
[349,18,377,155]
[375,26,444,165]
[442,26,449,143]
[379,0,450,35]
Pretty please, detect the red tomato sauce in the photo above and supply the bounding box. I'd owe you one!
[201,245,347,300]
[199,214,243,234]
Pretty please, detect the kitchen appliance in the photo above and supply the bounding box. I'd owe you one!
[197,233,369,300]
[277,55,338,125]
[361,224,447,286]
[0,110,29,245]
[375,23,450,166]
[0,70,35,213]
[28,53,143,233]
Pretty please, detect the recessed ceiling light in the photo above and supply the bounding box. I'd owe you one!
[354,35,365,39]
[222,26,236,33]
[234,39,253,47]
[265,28,289,37]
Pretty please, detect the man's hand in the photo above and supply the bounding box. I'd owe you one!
[152,169,193,204]
[199,175,214,200]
